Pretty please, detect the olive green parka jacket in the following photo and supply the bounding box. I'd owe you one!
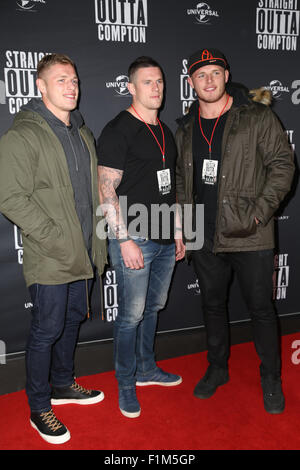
[0,107,107,286]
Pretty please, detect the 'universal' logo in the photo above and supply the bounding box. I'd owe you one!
[187,2,219,24]
[265,80,290,99]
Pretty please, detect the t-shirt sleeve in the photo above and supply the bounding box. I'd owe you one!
[96,124,128,171]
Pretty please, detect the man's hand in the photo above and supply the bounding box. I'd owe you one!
[120,239,144,269]
[175,238,186,261]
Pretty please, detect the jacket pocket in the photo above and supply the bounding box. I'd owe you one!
[29,218,66,261]
[220,196,257,238]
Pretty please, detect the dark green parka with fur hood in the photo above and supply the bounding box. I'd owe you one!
[175,84,295,253]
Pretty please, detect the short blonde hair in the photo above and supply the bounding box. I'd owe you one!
[37,53,76,78]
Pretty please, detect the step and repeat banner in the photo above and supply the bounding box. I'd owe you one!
[0,0,299,359]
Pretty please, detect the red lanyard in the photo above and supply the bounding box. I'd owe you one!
[198,93,230,157]
[131,105,166,168]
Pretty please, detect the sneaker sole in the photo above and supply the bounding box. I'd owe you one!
[30,420,71,445]
[136,377,182,387]
[264,400,285,414]
[120,407,141,418]
[51,391,105,406]
[264,406,285,414]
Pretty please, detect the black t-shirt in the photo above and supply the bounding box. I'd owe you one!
[193,107,229,242]
[97,110,177,244]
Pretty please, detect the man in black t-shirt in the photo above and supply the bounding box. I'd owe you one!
[97,57,185,418]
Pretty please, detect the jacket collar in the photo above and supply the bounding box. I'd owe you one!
[176,82,271,128]
[16,98,84,130]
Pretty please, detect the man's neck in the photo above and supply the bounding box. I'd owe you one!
[198,94,232,119]
[128,102,158,125]
[43,99,71,126]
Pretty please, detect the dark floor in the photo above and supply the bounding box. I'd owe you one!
[1,314,300,395]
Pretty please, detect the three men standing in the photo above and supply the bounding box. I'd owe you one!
[0,47,294,448]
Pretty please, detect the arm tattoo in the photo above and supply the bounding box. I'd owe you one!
[98,165,128,239]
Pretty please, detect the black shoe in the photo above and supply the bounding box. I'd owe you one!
[261,375,285,414]
[30,409,70,445]
[194,365,229,399]
[51,382,104,406]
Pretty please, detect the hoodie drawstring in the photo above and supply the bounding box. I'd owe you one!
[65,126,79,171]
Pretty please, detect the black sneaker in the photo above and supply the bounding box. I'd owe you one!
[30,409,70,445]
[51,382,104,406]
[261,375,285,414]
[194,365,229,399]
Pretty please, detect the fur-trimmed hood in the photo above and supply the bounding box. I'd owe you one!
[249,87,272,106]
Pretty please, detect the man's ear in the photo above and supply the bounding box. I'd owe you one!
[127,81,136,97]
[36,77,46,95]
[225,70,229,84]
[187,76,194,90]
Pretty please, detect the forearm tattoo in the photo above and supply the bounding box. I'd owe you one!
[98,166,128,239]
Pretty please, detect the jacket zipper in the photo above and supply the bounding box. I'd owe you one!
[213,109,236,254]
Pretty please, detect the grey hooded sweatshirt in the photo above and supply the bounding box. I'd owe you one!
[22,98,93,255]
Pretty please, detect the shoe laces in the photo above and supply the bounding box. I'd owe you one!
[71,382,92,396]
[40,410,63,432]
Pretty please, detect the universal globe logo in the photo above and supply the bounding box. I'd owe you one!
[195,2,211,23]
[106,75,130,97]
[115,75,129,96]
[17,1,35,9]
[187,2,219,24]
[16,0,46,11]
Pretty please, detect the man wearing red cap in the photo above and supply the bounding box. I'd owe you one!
[175,48,294,414]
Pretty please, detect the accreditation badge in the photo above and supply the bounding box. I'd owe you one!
[202,159,218,185]
[157,168,171,195]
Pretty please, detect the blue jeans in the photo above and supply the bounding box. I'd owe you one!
[108,238,175,389]
[26,279,92,412]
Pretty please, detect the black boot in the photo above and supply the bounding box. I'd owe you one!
[261,375,285,414]
[194,365,229,399]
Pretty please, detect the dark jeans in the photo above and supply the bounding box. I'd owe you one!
[26,279,92,412]
[192,243,281,378]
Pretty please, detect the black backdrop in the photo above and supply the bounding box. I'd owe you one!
[0,0,299,360]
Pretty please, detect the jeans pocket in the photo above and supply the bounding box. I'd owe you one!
[130,236,148,246]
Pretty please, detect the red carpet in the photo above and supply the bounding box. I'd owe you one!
[0,333,299,450]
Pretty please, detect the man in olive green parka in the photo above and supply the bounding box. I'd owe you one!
[0,54,107,445]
